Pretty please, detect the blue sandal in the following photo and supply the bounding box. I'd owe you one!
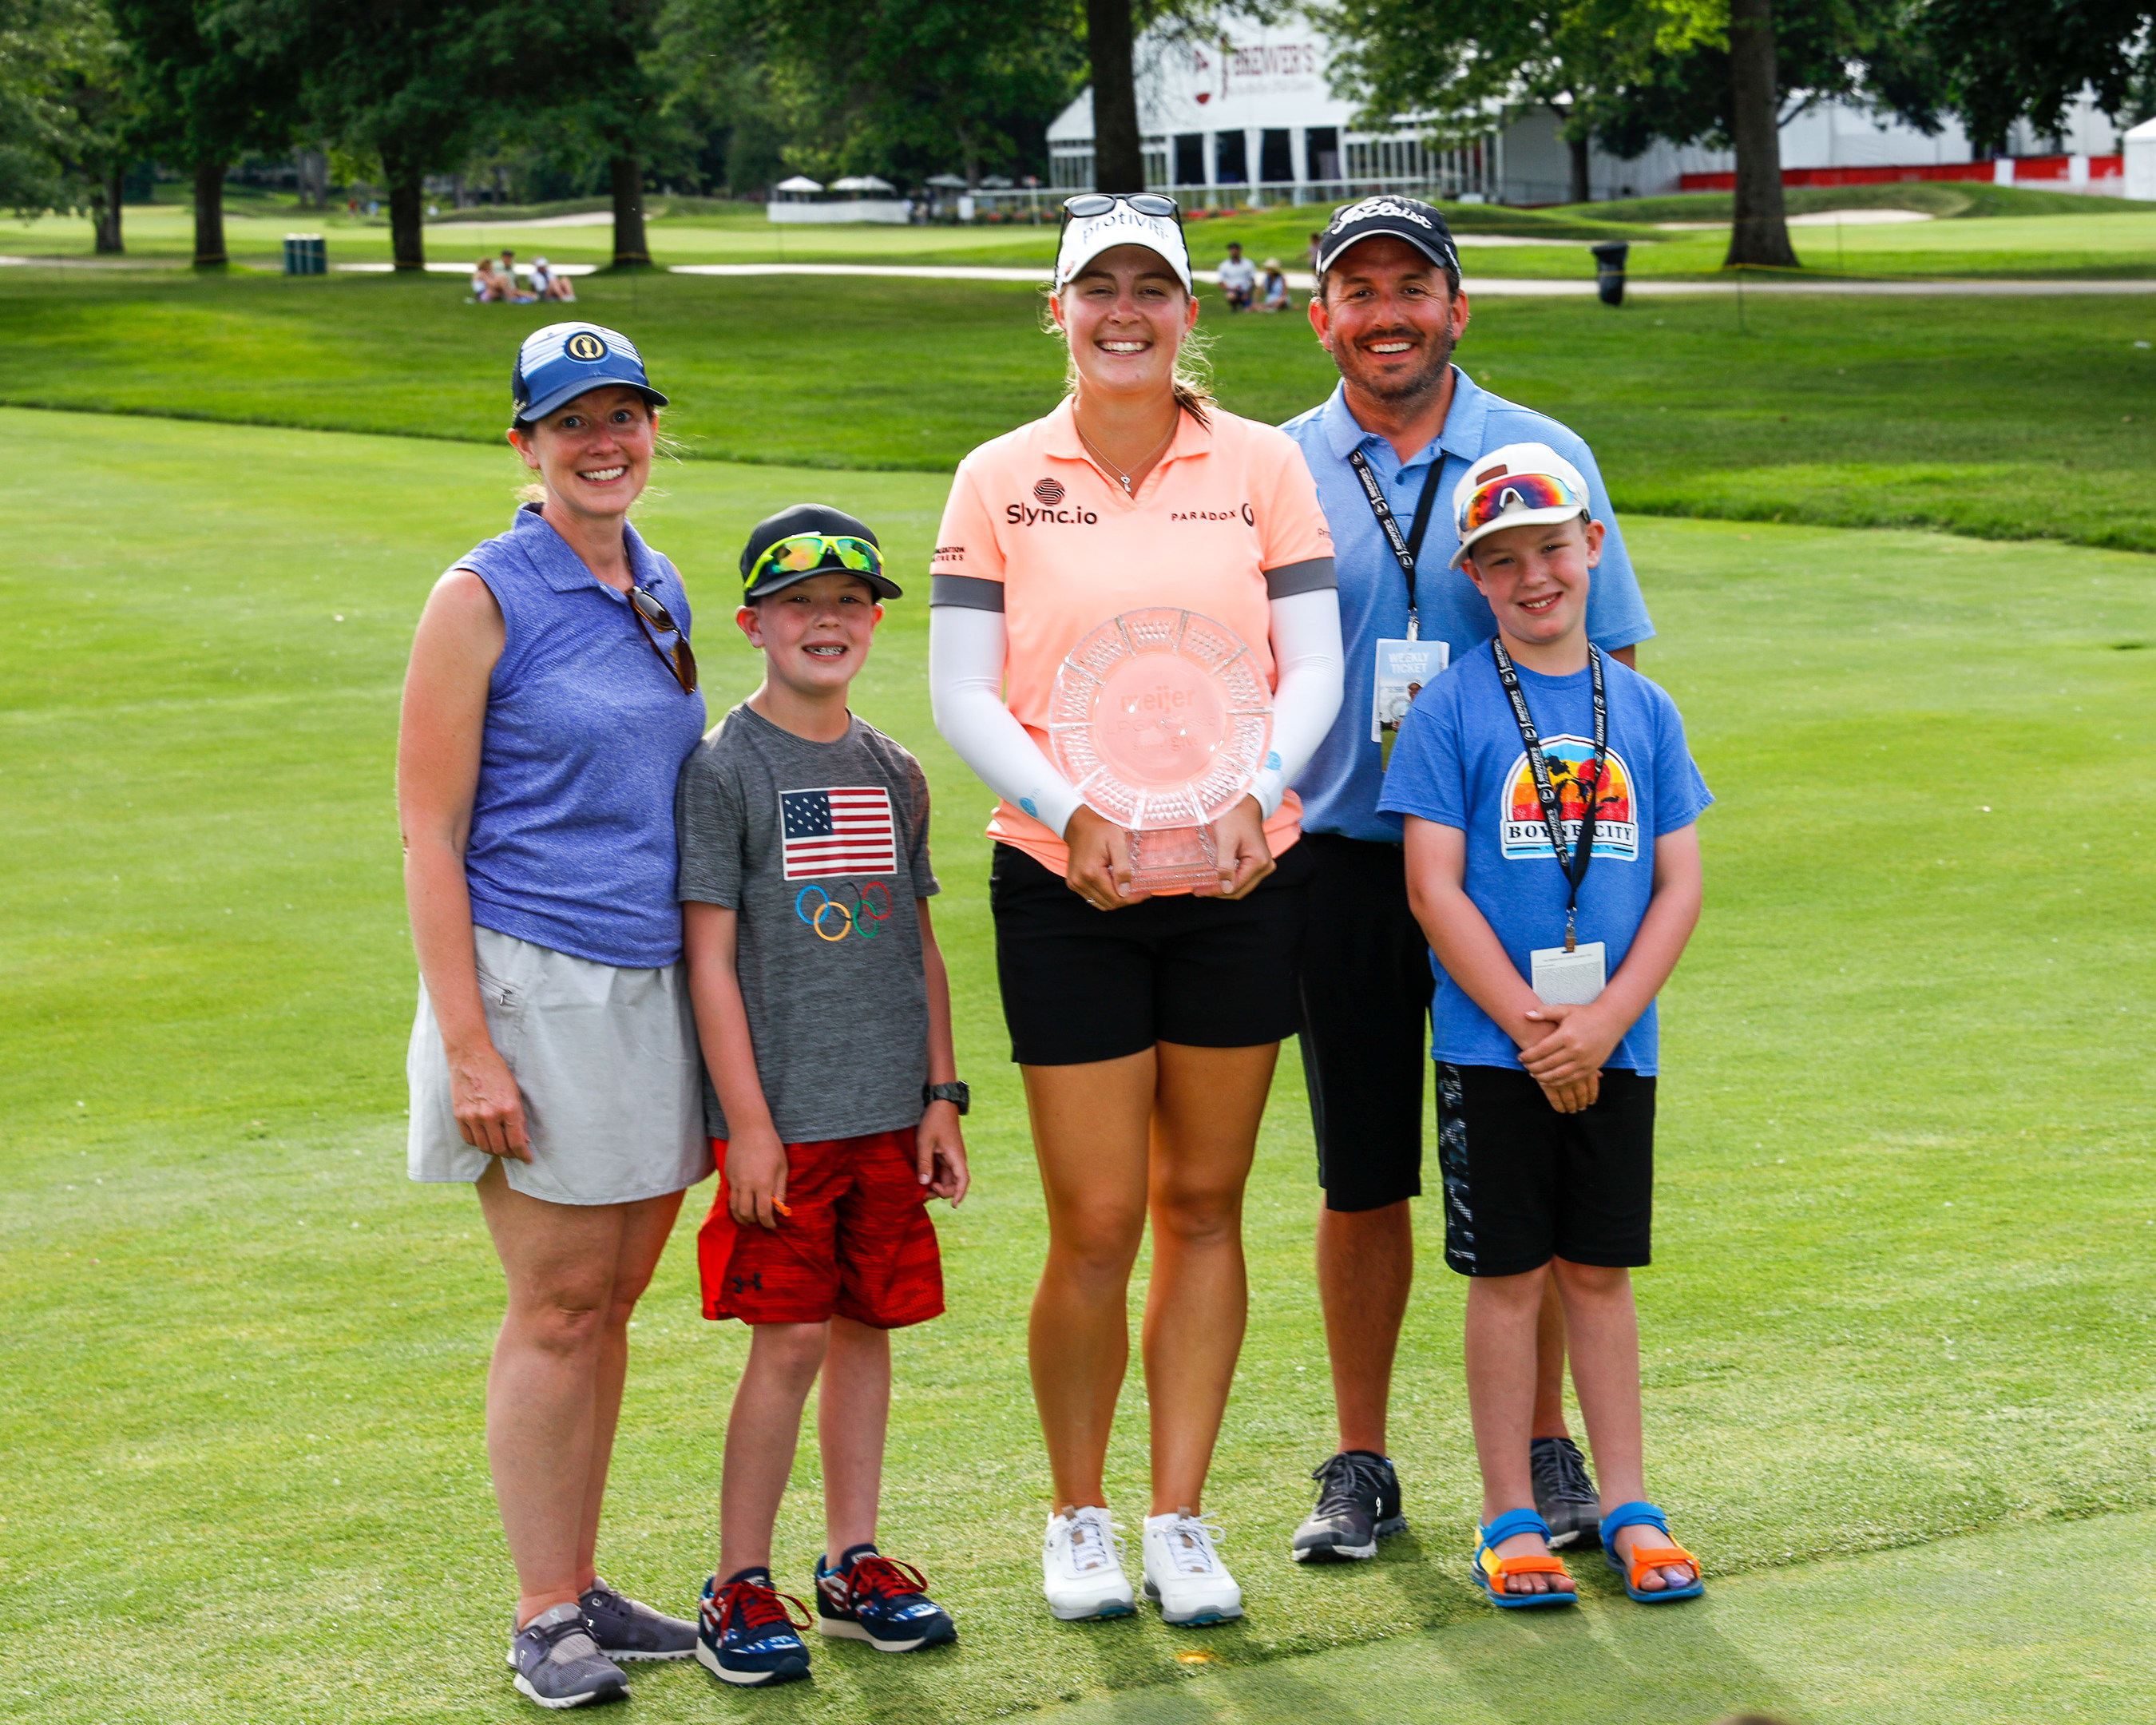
[1472,1509,1578,1609]
[1599,1501,1703,1603]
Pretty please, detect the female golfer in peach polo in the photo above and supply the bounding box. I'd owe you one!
[929,194,1344,1627]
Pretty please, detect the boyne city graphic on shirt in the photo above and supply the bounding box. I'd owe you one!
[1498,739,1639,862]
[779,787,898,880]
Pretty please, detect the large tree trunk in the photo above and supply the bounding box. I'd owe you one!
[93,163,124,254]
[1086,0,1143,192]
[385,158,426,271]
[611,156,651,266]
[191,159,228,266]
[1567,132,1591,204]
[1726,0,1797,268]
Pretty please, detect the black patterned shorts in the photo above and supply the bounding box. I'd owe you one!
[1437,1062,1655,1278]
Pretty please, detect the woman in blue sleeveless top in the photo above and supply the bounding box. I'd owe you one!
[399,323,711,1707]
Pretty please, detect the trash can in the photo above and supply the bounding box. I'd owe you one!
[1590,240,1629,307]
[283,233,327,276]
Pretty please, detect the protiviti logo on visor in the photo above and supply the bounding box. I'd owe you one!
[1055,207,1193,293]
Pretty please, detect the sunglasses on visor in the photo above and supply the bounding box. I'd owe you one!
[746,533,885,593]
[1059,192,1183,232]
[1457,471,1586,535]
[628,584,698,694]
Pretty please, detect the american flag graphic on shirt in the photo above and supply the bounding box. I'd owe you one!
[779,787,898,880]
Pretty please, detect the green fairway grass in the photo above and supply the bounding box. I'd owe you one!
[4,407,2153,1723]
[2,268,2153,549]
[9,181,2153,280]
[1035,1509,2156,1724]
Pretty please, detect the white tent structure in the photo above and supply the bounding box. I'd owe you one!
[768,172,910,225]
[2127,117,2156,201]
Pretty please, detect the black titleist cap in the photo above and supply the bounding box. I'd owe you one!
[1315,195,1460,278]
[739,502,902,601]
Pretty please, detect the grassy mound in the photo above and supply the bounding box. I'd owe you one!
[1579,181,2138,225]
[2,267,2151,546]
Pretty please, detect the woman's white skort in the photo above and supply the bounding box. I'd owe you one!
[407,927,712,1206]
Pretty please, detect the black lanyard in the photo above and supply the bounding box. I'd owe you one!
[1346,447,1444,641]
[1490,639,1607,952]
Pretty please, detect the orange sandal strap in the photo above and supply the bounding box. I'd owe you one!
[1621,1542,1698,1588]
[1485,1552,1569,1580]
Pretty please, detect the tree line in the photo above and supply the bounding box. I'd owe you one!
[2,0,2150,271]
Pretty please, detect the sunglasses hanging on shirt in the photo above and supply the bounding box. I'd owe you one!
[629,584,698,694]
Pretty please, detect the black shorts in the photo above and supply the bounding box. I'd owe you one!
[1295,834,1434,1212]
[989,840,1312,1066]
[1437,1063,1655,1278]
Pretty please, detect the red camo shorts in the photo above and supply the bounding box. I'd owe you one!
[697,1128,945,1329]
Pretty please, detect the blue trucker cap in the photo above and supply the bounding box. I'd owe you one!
[512,323,668,425]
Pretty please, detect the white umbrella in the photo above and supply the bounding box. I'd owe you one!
[832,174,896,192]
[775,175,823,193]
[925,173,969,188]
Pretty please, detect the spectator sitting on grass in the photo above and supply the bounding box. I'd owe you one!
[532,256,577,303]
[470,258,503,303]
[498,249,538,304]
[1217,240,1256,311]
[1259,258,1290,312]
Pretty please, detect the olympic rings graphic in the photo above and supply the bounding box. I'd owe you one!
[795,881,895,942]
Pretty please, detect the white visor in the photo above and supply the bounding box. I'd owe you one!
[1054,204,1193,294]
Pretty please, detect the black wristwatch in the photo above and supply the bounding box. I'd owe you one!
[922,1081,970,1116]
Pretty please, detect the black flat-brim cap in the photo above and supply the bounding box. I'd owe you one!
[1316,194,1460,278]
[739,502,903,600]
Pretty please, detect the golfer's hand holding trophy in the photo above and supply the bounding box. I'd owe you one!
[1049,608,1273,898]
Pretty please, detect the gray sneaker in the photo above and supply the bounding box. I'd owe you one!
[507,1602,630,1709]
[579,1579,696,1661]
[1531,1436,1602,1550]
[1291,1450,1407,1562]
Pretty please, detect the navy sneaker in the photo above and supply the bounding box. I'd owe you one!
[507,1601,630,1710]
[1291,1450,1407,1562]
[578,1578,696,1660]
[694,1568,813,1687]
[1531,1436,1603,1550]
[814,1545,957,1652]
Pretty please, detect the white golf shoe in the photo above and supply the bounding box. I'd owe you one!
[1041,1505,1136,1621]
[1141,1511,1243,1625]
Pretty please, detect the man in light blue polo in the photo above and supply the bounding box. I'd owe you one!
[1278,195,1655,1566]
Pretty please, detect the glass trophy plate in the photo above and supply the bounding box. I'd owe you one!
[1048,608,1274,893]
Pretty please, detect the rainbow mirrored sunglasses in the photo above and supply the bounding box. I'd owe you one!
[745,533,884,595]
[1457,470,1586,536]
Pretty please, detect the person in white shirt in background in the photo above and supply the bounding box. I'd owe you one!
[533,256,577,303]
[1259,259,1290,312]
[1217,240,1257,311]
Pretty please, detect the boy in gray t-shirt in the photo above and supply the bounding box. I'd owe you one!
[676,505,969,1686]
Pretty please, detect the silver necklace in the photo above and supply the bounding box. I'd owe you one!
[1076,414,1176,495]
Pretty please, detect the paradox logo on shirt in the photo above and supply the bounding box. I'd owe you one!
[1171,502,1255,525]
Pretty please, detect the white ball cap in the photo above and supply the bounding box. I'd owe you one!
[1449,441,1593,567]
[1055,204,1193,294]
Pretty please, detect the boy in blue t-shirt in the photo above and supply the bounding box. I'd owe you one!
[1379,443,1714,1612]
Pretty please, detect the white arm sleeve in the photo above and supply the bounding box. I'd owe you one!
[929,605,1085,840]
[1250,588,1345,817]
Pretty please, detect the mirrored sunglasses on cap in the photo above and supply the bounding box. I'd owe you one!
[747,532,884,592]
[1060,192,1182,227]
[1457,470,1587,535]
